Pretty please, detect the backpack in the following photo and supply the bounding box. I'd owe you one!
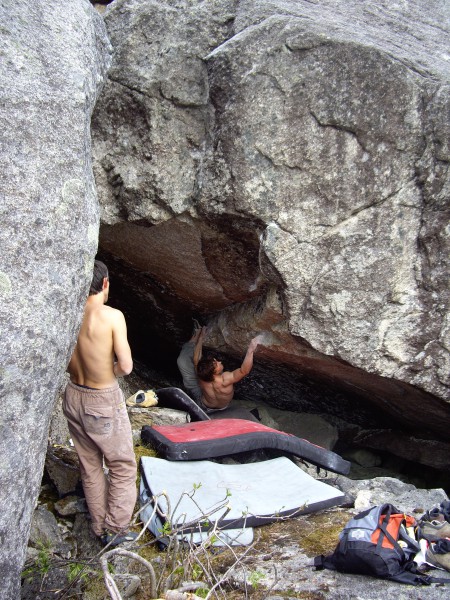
[314,503,448,585]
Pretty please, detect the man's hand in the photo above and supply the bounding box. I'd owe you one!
[248,334,264,352]
[193,325,207,342]
[230,334,263,383]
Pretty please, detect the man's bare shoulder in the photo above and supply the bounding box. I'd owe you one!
[96,304,126,324]
[217,371,235,387]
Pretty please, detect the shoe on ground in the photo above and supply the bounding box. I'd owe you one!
[421,508,445,523]
[419,520,450,542]
[126,390,158,408]
[426,543,450,572]
[100,529,139,547]
[441,500,450,523]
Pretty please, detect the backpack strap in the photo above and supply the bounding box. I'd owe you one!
[429,577,450,584]
[313,554,337,571]
[376,505,406,559]
[427,576,450,584]
[314,555,325,569]
[398,523,420,553]
[314,556,450,584]
[403,562,450,585]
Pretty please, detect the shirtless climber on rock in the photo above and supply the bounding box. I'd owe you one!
[177,325,262,413]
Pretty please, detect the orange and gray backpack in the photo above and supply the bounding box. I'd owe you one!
[314,503,448,585]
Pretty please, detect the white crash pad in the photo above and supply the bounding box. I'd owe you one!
[140,455,345,544]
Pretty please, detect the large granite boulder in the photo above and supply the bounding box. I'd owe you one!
[92,1,449,450]
[0,1,110,597]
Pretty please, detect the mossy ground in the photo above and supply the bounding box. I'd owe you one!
[130,509,349,599]
[79,573,110,600]
[188,508,351,599]
[284,509,350,556]
[134,442,157,464]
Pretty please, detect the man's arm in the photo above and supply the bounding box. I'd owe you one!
[225,335,262,384]
[112,310,133,377]
[193,326,207,368]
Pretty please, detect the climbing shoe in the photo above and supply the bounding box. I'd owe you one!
[426,540,450,572]
[421,507,446,523]
[100,529,139,547]
[440,501,450,523]
[419,520,450,542]
[126,390,158,408]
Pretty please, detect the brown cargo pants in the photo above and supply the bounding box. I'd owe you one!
[63,381,137,536]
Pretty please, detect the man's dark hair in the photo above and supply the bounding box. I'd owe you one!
[89,260,109,295]
[196,355,217,382]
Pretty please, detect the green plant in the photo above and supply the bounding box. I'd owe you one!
[248,569,265,589]
[36,541,52,576]
[67,562,90,584]
[191,562,203,581]
[21,541,53,582]
[21,541,63,594]
[159,521,172,536]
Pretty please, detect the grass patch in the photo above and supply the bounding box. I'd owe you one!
[78,573,108,600]
[134,442,157,463]
[299,510,349,556]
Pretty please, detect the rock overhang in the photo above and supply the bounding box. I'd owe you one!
[91,0,449,451]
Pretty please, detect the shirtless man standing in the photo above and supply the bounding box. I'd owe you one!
[63,260,137,546]
[194,332,262,412]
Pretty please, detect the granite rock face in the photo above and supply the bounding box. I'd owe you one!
[0,1,110,597]
[92,2,449,440]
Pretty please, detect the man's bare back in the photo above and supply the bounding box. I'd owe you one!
[68,279,132,389]
[64,260,137,544]
[198,362,235,408]
[196,335,262,409]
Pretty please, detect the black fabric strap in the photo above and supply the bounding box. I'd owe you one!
[376,506,405,560]
[405,561,450,585]
[427,575,450,584]
[434,539,450,554]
